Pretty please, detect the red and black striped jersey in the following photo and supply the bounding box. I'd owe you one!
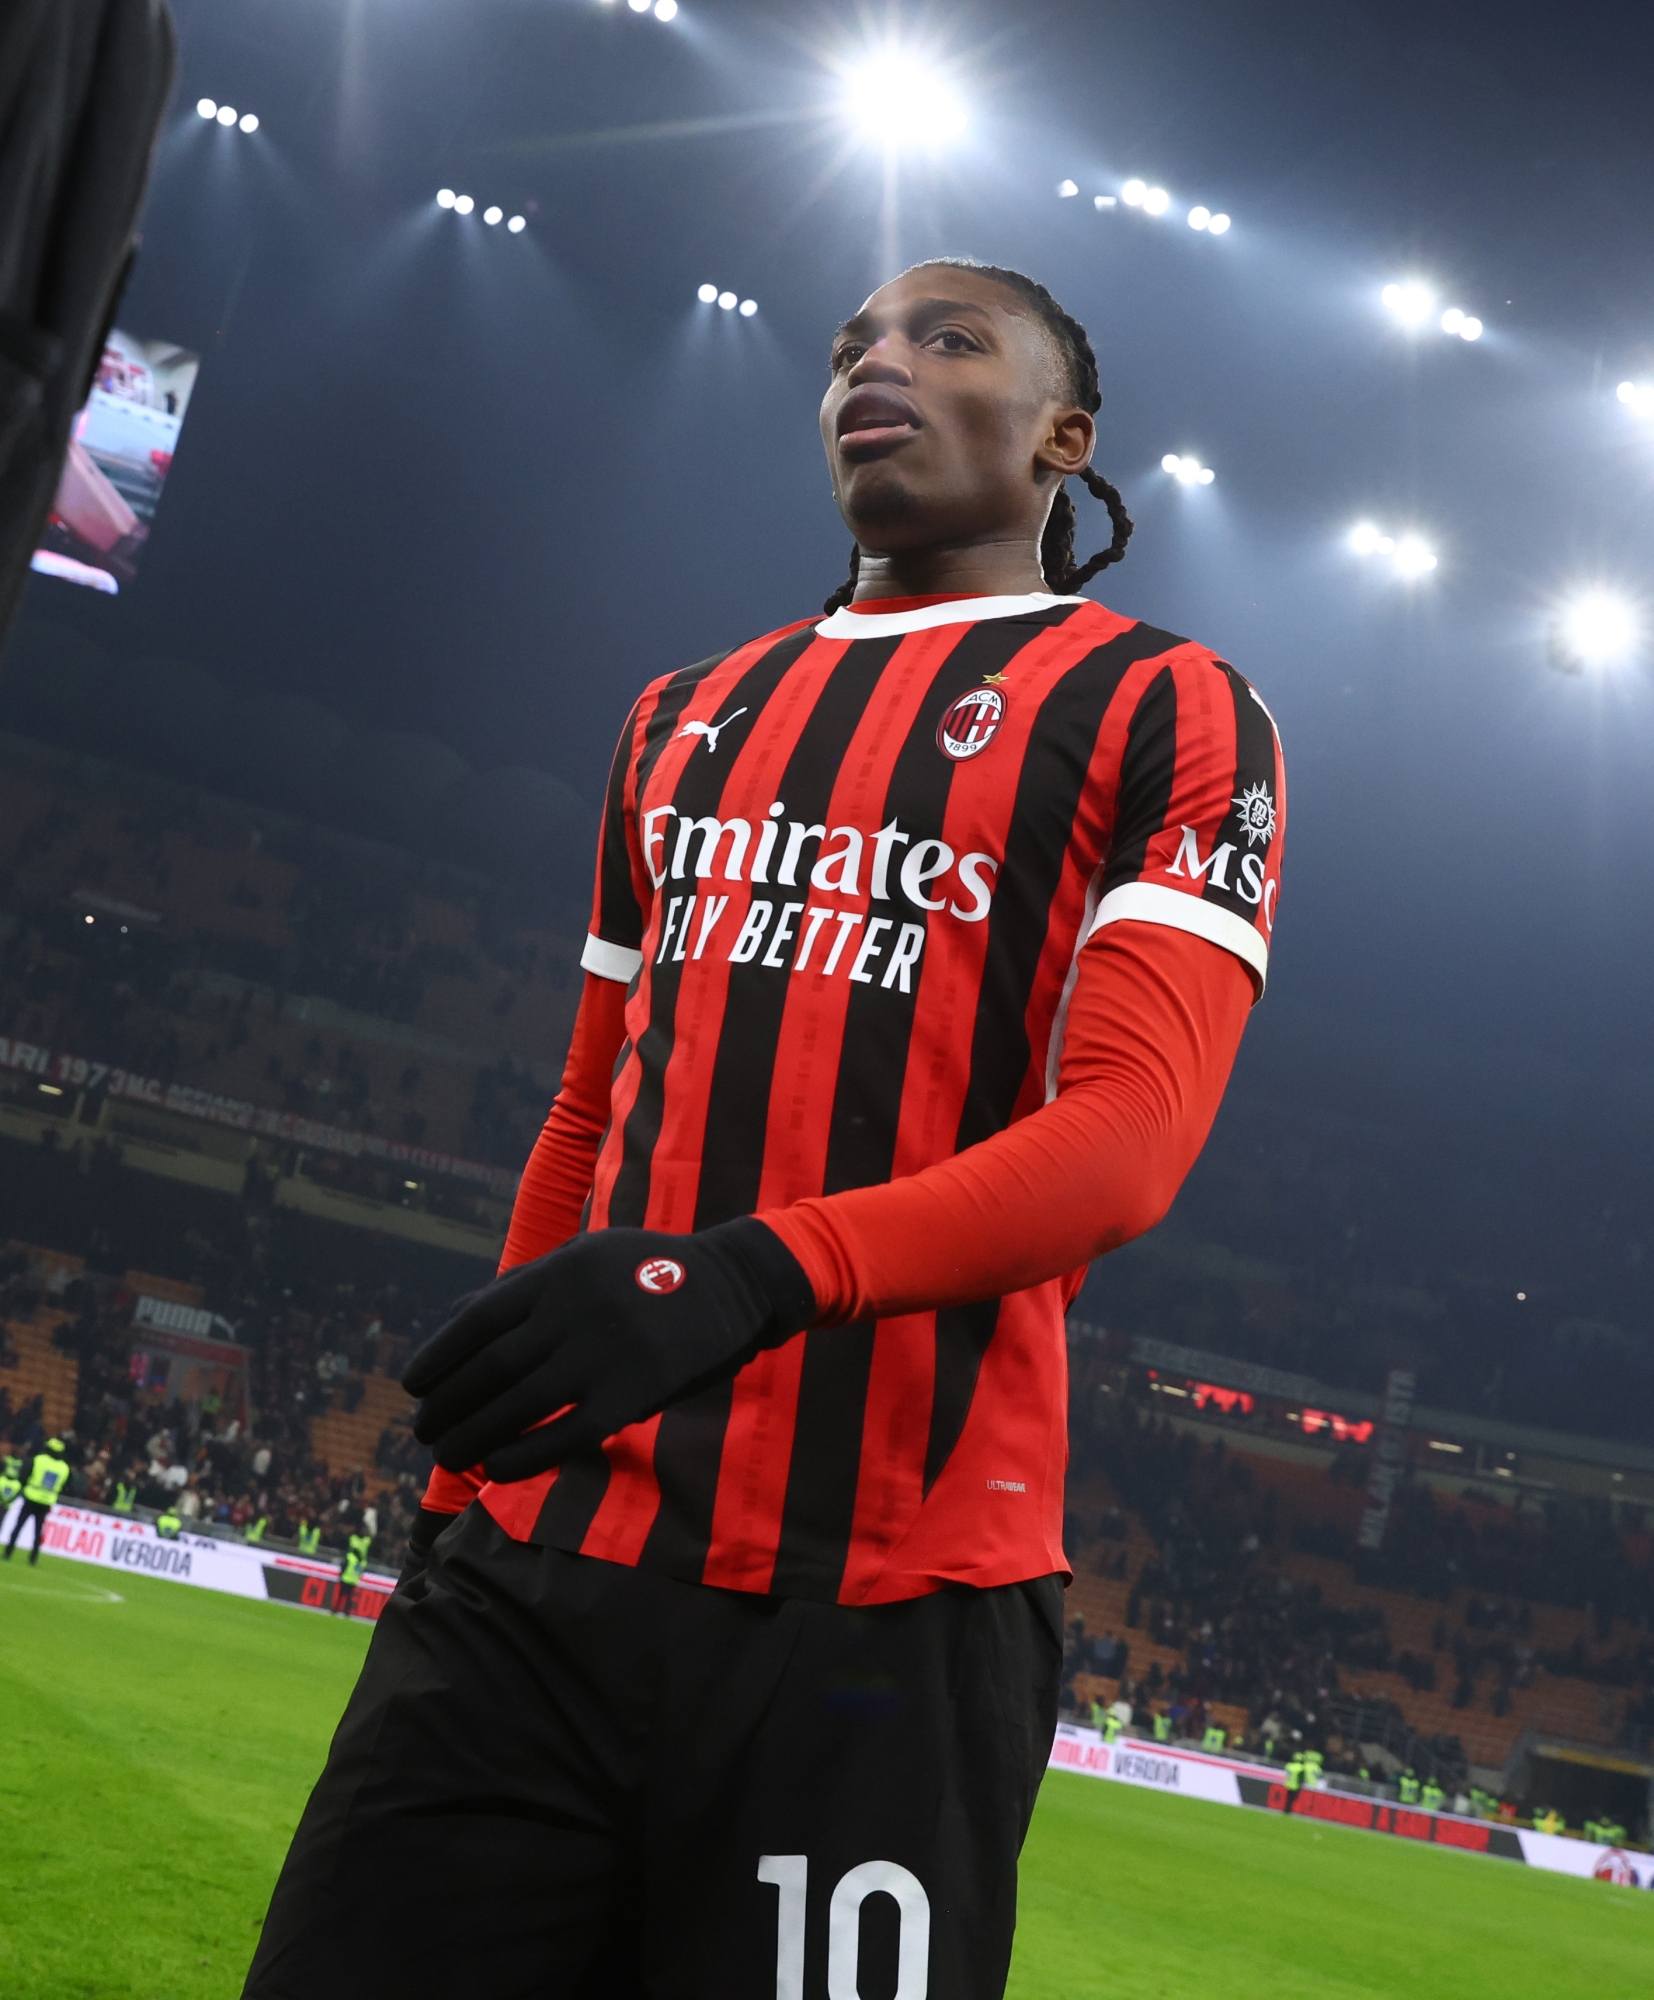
[478,592,1285,1603]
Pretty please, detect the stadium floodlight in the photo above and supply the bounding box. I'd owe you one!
[1121,179,1146,206]
[1459,316,1483,341]
[1618,379,1654,416]
[483,206,503,225]
[437,188,456,208]
[196,98,217,119]
[1549,588,1641,673]
[738,298,758,317]
[216,104,238,126]
[507,215,526,233]
[1392,535,1438,577]
[1057,179,1079,198]
[697,283,718,303]
[1381,280,1434,329]
[1164,453,1213,485]
[1441,307,1464,334]
[1093,195,1116,209]
[1187,206,1210,230]
[1348,522,1381,554]
[453,194,474,214]
[655,0,678,15]
[627,0,650,11]
[843,51,968,148]
[239,113,258,133]
[717,290,737,310]
[1207,212,1231,234]
[1142,186,1170,216]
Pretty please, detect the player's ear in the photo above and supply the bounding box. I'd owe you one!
[1036,405,1094,480]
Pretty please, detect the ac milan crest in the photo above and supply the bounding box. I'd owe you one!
[937,686,1005,760]
[635,1256,686,1294]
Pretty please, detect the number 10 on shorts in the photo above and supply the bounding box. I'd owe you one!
[758,1854,931,2000]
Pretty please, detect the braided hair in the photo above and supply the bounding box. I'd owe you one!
[823,260,1134,614]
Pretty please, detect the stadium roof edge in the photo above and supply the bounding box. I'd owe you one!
[1067,1322,1654,1478]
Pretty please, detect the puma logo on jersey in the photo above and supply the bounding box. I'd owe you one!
[677,708,748,754]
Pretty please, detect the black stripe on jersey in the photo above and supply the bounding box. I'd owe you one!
[922,1300,1002,1496]
[531,1448,612,1549]
[1198,663,1278,923]
[918,622,1183,1498]
[689,634,905,1229]
[606,628,819,1234]
[635,639,894,1581]
[764,618,1084,1598]
[1096,635,1186,896]
[637,652,732,797]
[820,616,1074,1201]
[767,1321,877,1601]
[637,1378,736,1578]
[957,621,1185,1152]
[596,658,729,954]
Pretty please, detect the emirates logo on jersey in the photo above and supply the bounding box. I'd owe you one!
[937,686,1004,761]
[635,1256,686,1295]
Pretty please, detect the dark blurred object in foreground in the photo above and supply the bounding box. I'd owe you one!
[0,0,175,643]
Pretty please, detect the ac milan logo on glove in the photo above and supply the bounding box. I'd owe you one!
[937,686,1004,760]
[635,1256,687,1295]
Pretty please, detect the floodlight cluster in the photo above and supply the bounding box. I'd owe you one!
[697,284,758,316]
[436,190,527,231]
[1118,179,1230,231]
[1381,283,1482,340]
[1616,380,1654,417]
[600,0,679,17]
[196,98,258,132]
[1348,522,1438,577]
[1548,590,1642,674]
[1162,453,1215,485]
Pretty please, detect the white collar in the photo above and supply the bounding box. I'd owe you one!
[815,592,1089,640]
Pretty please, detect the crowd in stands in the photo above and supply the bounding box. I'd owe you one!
[1060,1361,1654,1830]
[0,1229,443,1573]
[0,734,583,1174]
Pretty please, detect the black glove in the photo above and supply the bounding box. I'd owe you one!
[396,1504,456,1592]
[402,1219,816,1485]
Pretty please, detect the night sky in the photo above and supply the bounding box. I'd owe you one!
[13,0,1654,1425]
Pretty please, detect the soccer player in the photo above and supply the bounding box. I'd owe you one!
[244,259,1284,2000]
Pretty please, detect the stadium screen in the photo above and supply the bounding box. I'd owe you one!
[31,328,200,595]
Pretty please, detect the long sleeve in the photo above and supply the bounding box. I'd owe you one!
[419,971,629,1516]
[497,972,631,1273]
[759,920,1251,1324]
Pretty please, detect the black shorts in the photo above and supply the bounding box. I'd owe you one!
[245,1506,1061,2000]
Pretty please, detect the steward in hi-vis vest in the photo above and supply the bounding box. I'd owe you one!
[3,1438,70,1566]
[113,1478,137,1514]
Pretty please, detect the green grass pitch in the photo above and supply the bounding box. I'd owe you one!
[2,1557,1649,1999]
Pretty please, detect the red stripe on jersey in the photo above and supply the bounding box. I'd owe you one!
[584,631,851,1543]
[699,624,972,1591]
[576,1417,665,1565]
[629,634,852,1231]
[829,611,1133,1599]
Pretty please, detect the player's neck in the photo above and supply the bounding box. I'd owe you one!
[849,538,1051,604]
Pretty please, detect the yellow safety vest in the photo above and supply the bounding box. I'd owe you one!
[23,1451,70,1505]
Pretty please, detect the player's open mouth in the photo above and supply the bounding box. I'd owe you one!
[837,387,921,459]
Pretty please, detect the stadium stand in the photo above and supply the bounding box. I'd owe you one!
[1061,1343,1653,1836]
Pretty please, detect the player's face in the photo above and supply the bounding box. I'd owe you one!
[820,267,1095,555]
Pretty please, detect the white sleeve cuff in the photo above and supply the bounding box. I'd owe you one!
[1085,882,1270,993]
[581,933,644,984]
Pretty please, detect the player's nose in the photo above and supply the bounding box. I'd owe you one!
[844,336,914,387]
